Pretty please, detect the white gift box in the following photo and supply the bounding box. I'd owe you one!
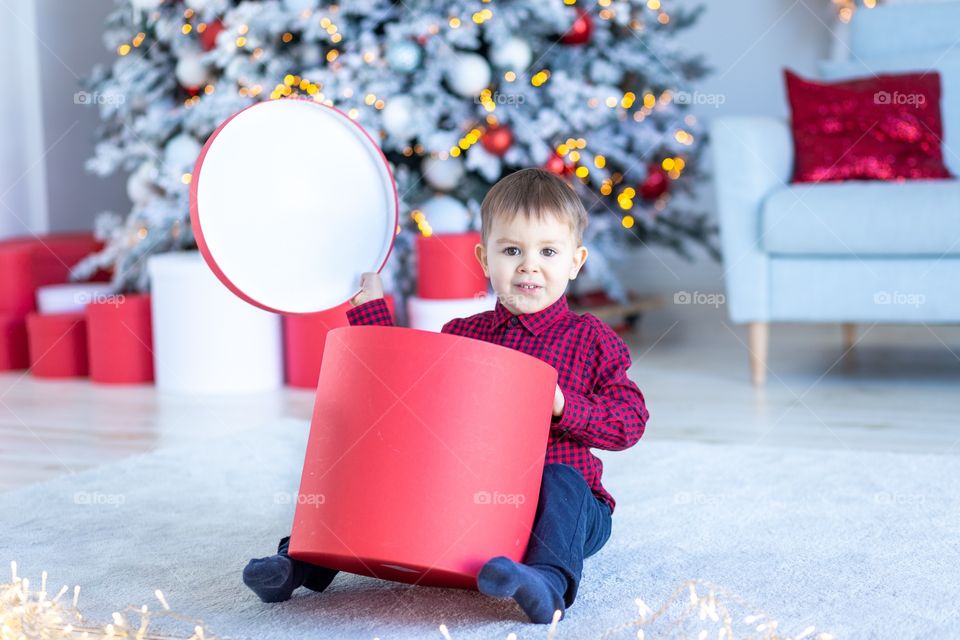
[406,294,498,333]
[147,251,282,394]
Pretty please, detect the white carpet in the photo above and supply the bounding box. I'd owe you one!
[2,417,958,639]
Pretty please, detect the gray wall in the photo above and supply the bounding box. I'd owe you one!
[35,0,128,234]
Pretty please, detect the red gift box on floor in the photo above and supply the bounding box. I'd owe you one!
[0,233,106,317]
[289,325,557,590]
[415,231,488,300]
[86,294,154,384]
[25,311,89,378]
[0,314,29,370]
[0,233,107,372]
[283,294,395,389]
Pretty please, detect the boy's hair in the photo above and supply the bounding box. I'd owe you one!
[480,168,588,247]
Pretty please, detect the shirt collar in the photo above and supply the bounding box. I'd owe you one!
[492,295,569,336]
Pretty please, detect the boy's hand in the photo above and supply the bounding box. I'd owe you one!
[350,272,384,307]
[553,384,565,417]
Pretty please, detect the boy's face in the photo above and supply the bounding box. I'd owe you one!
[475,212,588,315]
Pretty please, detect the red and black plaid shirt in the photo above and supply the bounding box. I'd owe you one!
[345,295,648,514]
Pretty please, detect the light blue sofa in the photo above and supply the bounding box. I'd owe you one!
[710,2,960,385]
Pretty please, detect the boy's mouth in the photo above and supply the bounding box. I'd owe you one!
[514,283,542,294]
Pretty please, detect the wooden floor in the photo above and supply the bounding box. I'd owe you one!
[2,303,959,491]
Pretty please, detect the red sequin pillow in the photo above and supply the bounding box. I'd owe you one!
[784,69,952,183]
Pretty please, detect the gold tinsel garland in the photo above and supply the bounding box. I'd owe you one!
[4,562,833,640]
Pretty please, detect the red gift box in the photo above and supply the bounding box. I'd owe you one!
[283,294,396,389]
[25,311,89,378]
[86,294,154,384]
[0,314,29,370]
[415,231,488,300]
[0,233,106,317]
[0,233,107,372]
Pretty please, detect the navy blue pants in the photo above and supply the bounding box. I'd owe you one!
[522,462,613,607]
[278,462,612,608]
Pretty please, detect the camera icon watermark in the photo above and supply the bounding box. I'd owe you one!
[474,490,526,509]
[874,90,926,107]
[873,290,925,308]
[674,291,725,308]
[74,91,125,106]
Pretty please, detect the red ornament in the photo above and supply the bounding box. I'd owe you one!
[200,19,224,52]
[639,163,669,200]
[481,126,513,157]
[544,153,569,175]
[561,8,593,45]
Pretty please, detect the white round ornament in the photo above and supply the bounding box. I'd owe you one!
[420,195,469,234]
[381,96,416,139]
[175,51,210,89]
[445,53,491,97]
[491,38,532,72]
[422,155,464,191]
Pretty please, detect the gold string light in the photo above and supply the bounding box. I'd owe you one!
[833,0,879,24]
[2,562,217,639]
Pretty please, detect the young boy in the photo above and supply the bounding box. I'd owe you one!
[243,167,649,624]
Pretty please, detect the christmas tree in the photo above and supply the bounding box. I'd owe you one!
[74,0,717,306]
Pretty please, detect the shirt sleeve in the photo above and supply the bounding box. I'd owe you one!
[345,298,394,326]
[550,321,648,451]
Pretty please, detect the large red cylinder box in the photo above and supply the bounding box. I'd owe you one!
[85,294,154,384]
[289,325,557,590]
[415,231,488,300]
[0,314,29,370]
[25,312,89,378]
[283,294,396,389]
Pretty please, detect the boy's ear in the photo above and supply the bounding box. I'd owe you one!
[474,242,489,277]
[569,245,588,280]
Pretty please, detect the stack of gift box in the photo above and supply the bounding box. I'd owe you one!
[0,233,155,384]
[0,226,495,393]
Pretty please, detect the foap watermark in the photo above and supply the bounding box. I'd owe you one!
[874,90,926,107]
[873,290,925,308]
[74,491,125,507]
[474,490,526,509]
[673,491,726,506]
[74,91,125,106]
[274,491,326,505]
[77,291,126,308]
[674,291,725,308]
[474,90,525,107]
[874,491,925,506]
[673,90,725,108]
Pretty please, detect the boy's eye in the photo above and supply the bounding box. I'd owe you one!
[503,247,557,257]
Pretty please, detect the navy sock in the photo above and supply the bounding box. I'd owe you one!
[477,556,566,624]
[243,553,338,603]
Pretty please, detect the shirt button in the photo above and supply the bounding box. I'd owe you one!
[509,317,518,327]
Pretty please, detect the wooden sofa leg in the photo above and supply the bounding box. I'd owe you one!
[748,322,768,386]
[842,323,857,352]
